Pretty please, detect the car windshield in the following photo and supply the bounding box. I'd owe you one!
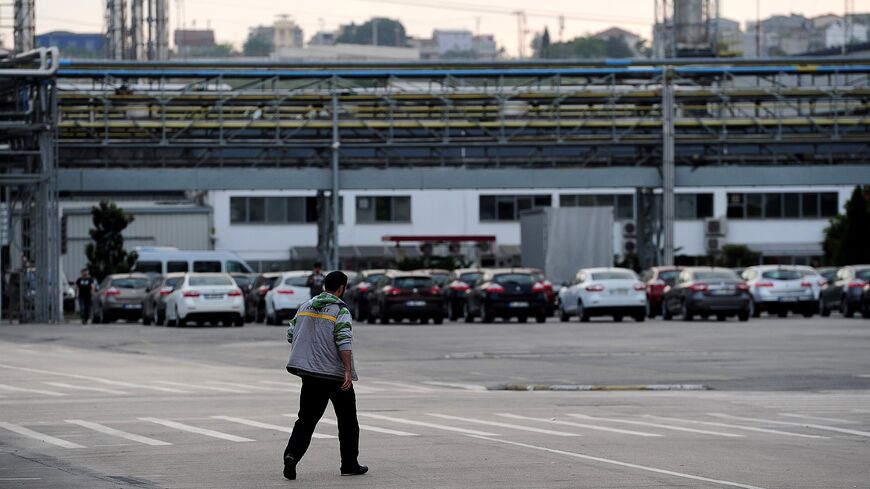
[693,271,738,280]
[459,272,482,284]
[364,273,384,284]
[591,271,636,280]
[820,270,836,281]
[798,269,819,277]
[429,274,449,286]
[112,278,149,289]
[762,270,803,281]
[284,276,309,287]
[659,270,679,281]
[232,275,252,288]
[164,277,181,287]
[189,276,234,286]
[493,274,533,285]
[856,269,870,281]
[394,277,432,289]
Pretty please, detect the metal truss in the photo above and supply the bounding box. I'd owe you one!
[0,48,60,323]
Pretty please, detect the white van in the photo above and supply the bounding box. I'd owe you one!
[132,248,255,275]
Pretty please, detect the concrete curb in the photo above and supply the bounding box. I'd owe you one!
[489,383,711,391]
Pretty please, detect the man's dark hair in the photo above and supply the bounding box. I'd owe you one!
[81,268,89,273]
[313,262,322,269]
[324,271,348,292]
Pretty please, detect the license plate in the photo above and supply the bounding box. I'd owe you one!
[205,294,224,300]
[123,304,141,309]
[405,301,426,307]
[509,301,529,308]
[610,289,628,295]
[711,288,734,295]
[779,297,799,302]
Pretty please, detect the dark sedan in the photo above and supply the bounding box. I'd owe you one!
[244,272,282,323]
[641,266,680,318]
[662,267,750,322]
[464,269,548,323]
[819,265,870,318]
[367,272,444,324]
[142,273,185,325]
[345,269,394,321]
[441,268,484,321]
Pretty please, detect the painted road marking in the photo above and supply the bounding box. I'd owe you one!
[139,417,254,442]
[319,417,419,437]
[221,415,334,439]
[0,363,188,393]
[44,382,129,395]
[496,413,660,437]
[358,413,499,436]
[778,413,857,424]
[0,384,66,397]
[428,413,580,437]
[65,420,171,446]
[154,381,249,393]
[422,381,488,391]
[467,435,768,489]
[567,414,743,438]
[368,381,436,392]
[709,413,870,438]
[644,415,827,439]
[0,421,85,449]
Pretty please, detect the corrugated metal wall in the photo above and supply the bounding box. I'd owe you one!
[62,208,211,279]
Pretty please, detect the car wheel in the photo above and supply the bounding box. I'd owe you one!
[517,316,528,323]
[819,297,830,317]
[142,308,152,325]
[464,303,475,323]
[861,301,870,319]
[681,301,694,321]
[379,306,390,324]
[749,299,761,318]
[613,315,623,323]
[634,313,645,322]
[535,312,546,323]
[433,315,443,325]
[717,314,727,321]
[176,307,187,327]
[646,302,656,319]
[559,305,570,322]
[738,310,750,322]
[577,300,590,323]
[843,298,855,318]
[662,300,673,321]
[481,306,494,323]
[156,311,165,326]
[777,310,788,318]
[802,309,814,318]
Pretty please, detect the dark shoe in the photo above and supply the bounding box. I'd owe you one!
[340,465,368,476]
[283,455,296,480]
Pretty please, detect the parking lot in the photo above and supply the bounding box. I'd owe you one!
[1,315,868,488]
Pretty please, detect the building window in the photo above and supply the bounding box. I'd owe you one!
[356,196,411,223]
[480,195,551,221]
[726,192,839,219]
[675,193,714,219]
[560,193,633,220]
[230,196,342,224]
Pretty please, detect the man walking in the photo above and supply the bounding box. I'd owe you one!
[284,271,367,480]
[75,268,96,324]
[305,262,326,298]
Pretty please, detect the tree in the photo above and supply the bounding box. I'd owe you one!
[822,214,847,265]
[715,244,759,268]
[85,201,138,281]
[602,36,633,58]
[838,186,870,265]
[336,18,408,47]
[243,29,273,56]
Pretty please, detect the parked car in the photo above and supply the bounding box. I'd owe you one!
[62,281,76,313]
[795,266,826,300]
[132,249,254,276]
[464,269,548,323]
[819,265,870,318]
[230,273,256,293]
[816,267,837,287]
[558,267,646,322]
[164,273,245,327]
[92,273,151,323]
[662,267,750,322]
[141,273,185,325]
[641,266,680,318]
[861,284,870,319]
[264,271,311,325]
[741,265,817,318]
[345,269,394,321]
[414,269,451,288]
[442,268,484,321]
[525,268,556,316]
[367,271,444,324]
[244,272,282,323]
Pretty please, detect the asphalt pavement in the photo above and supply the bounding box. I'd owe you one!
[0,315,868,488]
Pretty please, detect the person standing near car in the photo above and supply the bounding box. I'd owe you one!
[283,271,367,480]
[306,262,326,298]
[75,268,96,324]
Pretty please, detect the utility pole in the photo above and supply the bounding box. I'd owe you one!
[13,0,35,53]
[661,67,676,266]
[513,11,527,59]
[755,0,761,57]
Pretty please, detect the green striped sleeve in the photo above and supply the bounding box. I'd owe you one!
[287,316,297,343]
[333,307,353,350]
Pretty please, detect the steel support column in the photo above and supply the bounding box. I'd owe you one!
[330,93,341,271]
[661,69,676,266]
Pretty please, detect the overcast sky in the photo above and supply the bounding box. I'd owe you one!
[16,0,857,56]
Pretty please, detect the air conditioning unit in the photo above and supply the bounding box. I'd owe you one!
[623,238,637,255]
[705,218,726,236]
[706,237,725,254]
[622,221,637,238]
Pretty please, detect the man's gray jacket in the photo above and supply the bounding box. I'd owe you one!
[286,292,358,381]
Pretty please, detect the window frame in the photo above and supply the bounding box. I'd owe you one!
[356,196,412,224]
[479,194,552,222]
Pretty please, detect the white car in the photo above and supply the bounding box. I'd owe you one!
[164,273,245,327]
[741,265,818,318]
[264,271,312,325]
[558,267,647,322]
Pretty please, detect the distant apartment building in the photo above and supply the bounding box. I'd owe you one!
[411,29,499,60]
[36,31,104,58]
[824,19,868,48]
[272,43,420,61]
[174,29,216,56]
[309,31,336,46]
[593,27,642,54]
[274,16,304,50]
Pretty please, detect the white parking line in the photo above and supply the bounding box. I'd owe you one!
[567,414,743,438]
[65,420,171,446]
[44,382,129,395]
[0,384,66,397]
[221,415,334,439]
[644,415,828,439]
[467,435,768,489]
[368,381,436,392]
[428,413,580,437]
[207,381,285,392]
[422,381,488,391]
[778,413,857,424]
[358,413,499,436]
[496,413,661,437]
[319,417,418,437]
[0,421,85,449]
[709,413,870,438]
[139,417,254,442]
[0,363,188,393]
[154,381,250,393]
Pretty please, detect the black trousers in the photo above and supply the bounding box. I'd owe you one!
[78,297,91,323]
[284,375,360,469]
